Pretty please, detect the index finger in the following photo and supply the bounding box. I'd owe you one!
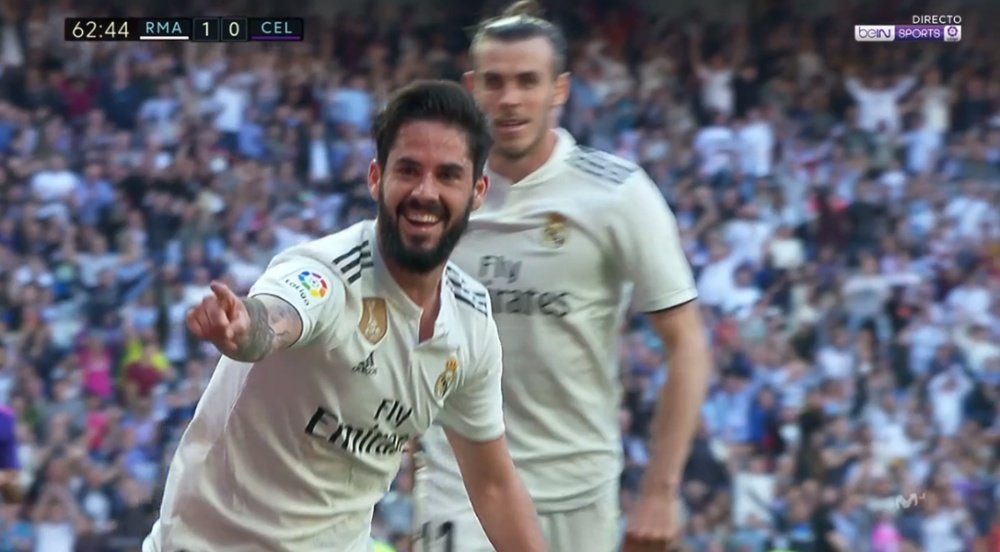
[209,281,237,308]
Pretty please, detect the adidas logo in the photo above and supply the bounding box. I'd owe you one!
[352,352,376,376]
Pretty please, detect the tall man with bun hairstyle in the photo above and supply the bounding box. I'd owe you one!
[414,2,713,552]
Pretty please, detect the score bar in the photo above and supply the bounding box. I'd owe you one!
[65,17,303,41]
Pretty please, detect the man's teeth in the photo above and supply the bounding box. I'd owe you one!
[407,213,440,223]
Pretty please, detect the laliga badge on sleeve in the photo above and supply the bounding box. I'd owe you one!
[280,269,332,309]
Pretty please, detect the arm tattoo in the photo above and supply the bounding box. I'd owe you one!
[230,297,298,362]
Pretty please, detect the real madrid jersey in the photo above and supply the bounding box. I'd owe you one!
[149,220,505,552]
[418,129,698,513]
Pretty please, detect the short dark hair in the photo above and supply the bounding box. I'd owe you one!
[470,0,568,76]
[371,80,493,183]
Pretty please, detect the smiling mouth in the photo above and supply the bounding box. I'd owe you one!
[402,212,441,227]
[496,119,529,131]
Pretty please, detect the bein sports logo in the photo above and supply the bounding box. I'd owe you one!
[855,25,895,42]
[895,492,926,509]
[297,271,329,299]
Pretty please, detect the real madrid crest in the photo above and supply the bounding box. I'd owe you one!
[435,356,459,397]
[358,297,388,344]
[542,212,568,248]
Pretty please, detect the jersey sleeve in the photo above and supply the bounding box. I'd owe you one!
[610,171,698,313]
[435,317,506,442]
[247,252,347,349]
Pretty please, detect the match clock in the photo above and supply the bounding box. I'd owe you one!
[65,18,131,41]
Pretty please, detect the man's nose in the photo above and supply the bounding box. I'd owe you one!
[498,83,522,107]
[411,174,440,200]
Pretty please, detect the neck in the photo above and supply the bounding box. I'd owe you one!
[488,129,558,183]
[378,240,444,312]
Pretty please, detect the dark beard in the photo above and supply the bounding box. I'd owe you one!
[377,189,473,274]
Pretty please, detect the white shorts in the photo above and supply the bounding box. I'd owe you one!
[142,518,375,552]
[413,483,621,552]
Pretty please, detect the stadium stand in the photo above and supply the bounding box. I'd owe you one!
[0,0,997,550]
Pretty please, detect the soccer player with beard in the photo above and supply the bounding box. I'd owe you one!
[414,2,713,552]
[143,81,546,552]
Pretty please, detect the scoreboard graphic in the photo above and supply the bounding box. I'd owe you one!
[65,17,304,42]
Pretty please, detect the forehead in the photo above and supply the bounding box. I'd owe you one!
[387,120,471,170]
[476,37,554,76]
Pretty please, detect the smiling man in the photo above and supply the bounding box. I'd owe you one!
[414,2,713,552]
[143,80,546,552]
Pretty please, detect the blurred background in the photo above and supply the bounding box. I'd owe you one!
[0,0,998,550]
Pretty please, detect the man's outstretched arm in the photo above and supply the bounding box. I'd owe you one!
[187,282,304,363]
[230,295,303,362]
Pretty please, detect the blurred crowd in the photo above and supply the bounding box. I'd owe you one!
[0,0,998,550]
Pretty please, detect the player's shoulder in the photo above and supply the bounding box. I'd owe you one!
[563,144,643,189]
[275,220,375,289]
[443,262,491,320]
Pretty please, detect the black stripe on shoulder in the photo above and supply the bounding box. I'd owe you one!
[333,240,373,285]
[452,293,489,316]
[346,261,374,284]
[333,243,365,265]
[445,267,489,317]
[566,146,639,186]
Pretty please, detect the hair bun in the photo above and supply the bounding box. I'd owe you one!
[501,0,545,18]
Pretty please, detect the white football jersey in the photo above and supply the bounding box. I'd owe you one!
[148,220,505,552]
[418,129,697,513]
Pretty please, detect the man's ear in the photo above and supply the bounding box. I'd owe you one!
[472,173,489,211]
[462,71,475,93]
[367,160,380,201]
[553,72,570,107]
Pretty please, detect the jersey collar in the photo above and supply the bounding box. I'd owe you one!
[370,221,454,338]
[486,127,575,188]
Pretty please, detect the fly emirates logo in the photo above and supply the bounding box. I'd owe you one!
[477,255,571,318]
[304,398,412,456]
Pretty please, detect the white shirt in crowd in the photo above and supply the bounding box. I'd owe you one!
[902,126,943,174]
[721,285,761,319]
[725,217,772,266]
[921,508,966,552]
[817,344,854,380]
[844,76,918,133]
[928,370,972,436]
[145,221,505,552]
[30,169,80,203]
[768,236,805,270]
[211,82,248,133]
[698,67,735,116]
[697,254,740,309]
[736,120,775,177]
[945,195,995,240]
[919,85,952,133]
[946,283,993,322]
[694,124,736,177]
[732,471,774,528]
[33,522,75,552]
